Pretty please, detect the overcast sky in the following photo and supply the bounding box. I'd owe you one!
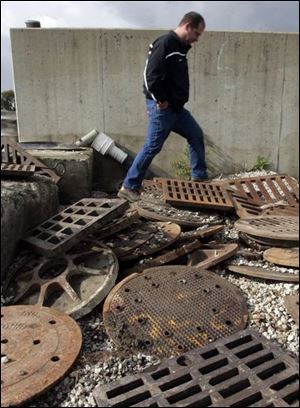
[1,1,299,91]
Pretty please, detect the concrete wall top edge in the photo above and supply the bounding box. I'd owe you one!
[9,28,299,36]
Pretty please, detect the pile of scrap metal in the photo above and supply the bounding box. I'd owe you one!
[1,173,299,407]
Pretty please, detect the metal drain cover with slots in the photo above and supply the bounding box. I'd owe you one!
[235,216,299,241]
[1,163,36,178]
[1,305,82,407]
[23,198,129,256]
[161,179,233,210]
[93,328,299,407]
[103,266,248,357]
[5,245,118,319]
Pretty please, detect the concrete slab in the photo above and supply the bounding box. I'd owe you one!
[1,176,59,281]
[27,148,93,204]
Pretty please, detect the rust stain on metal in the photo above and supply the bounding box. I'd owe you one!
[263,247,299,268]
[103,266,248,357]
[1,305,82,407]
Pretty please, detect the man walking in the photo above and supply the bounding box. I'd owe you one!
[118,12,208,202]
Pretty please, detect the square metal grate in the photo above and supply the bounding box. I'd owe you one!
[23,198,129,256]
[161,179,233,210]
[93,329,299,407]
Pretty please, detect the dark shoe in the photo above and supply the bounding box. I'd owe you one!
[117,186,140,202]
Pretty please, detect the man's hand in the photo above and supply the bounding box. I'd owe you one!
[157,100,169,110]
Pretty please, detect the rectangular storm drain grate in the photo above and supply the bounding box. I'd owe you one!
[93,329,299,407]
[23,198,129,256]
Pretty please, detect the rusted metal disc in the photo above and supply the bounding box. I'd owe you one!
[263,247,299,268]
[1,305,82,407]
[103,266,248,357]
[245,233,299,248]
[227,264,299,283]
[187,243,239,269]
[284,295,299,326]
[5,245,118,320]
[235,216,299,241]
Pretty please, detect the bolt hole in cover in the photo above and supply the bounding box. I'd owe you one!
[5,247,118,320]
[1,305,82,407]
[103,266,248,357]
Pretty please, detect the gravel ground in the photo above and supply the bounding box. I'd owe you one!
[1,170,299,407]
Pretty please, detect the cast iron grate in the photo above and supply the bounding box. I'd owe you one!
[93,328,299,407]
[1,163,36,178]
[23,198,129,256]
[161,179,233,210]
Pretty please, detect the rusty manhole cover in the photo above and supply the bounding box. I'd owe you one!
[263,247,299,268]
[103,266,248,357]
[1,305,82,407]
[5,246,118,320]
[235,216,299,241]
[187,243,238,269]
[284,295,299,326]
[227,264,299,283]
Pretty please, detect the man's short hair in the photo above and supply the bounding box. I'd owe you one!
[179,12,205,29]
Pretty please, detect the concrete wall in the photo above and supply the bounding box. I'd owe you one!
[10,29,299,178]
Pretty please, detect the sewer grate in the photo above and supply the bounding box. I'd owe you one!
[284,295,299,326]
[220,174,299,206]
[23,198,129,256]
[161,179,233,210]
[1,136,61,183]
[1,163,36,178]
[1,305,82,407]
[103,266,248,357]
[4,245,118,319]
[227,264,299,283]
[93,328,299,407]
[235,216,299,241]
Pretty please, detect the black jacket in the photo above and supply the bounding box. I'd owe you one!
[143,31,191,110]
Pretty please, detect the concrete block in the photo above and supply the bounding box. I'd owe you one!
[27,147,93,204]
[1,176,59,281]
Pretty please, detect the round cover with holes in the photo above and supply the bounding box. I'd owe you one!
[1,305,82,407]
[103,266,248,357]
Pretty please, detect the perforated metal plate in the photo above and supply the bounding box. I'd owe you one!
[263,248,299,268]
[103,266,248,357]
[284,295,299,326]
[235,216,299,241]
[1,305,82,407]
[162,179,233,210]
[93,328,299,407]
[227,264,299,283]
[1,163,36,178]
[23,198,129,256]
[5,246,118,319]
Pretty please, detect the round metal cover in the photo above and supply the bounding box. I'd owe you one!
[103,266,248,357]
[284,295,299,326]
[5,246,118,320]
[235,216,299,241]
[263,247,299,268]
[1,305,82,407]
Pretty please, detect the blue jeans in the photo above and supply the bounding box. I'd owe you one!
[123,99,208,191]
